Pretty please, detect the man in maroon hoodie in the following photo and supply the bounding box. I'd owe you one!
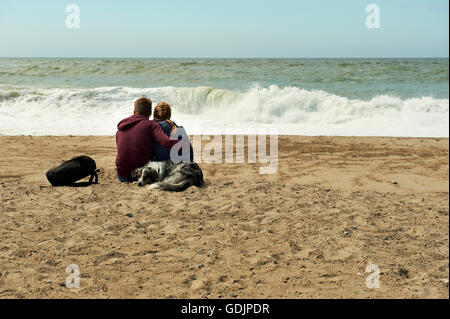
[115,97,179,183]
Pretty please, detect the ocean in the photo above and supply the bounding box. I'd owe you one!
[0,58,448,137]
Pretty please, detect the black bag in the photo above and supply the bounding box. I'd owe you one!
[46,156,100,186]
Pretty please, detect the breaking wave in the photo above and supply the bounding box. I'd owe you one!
[0,85,448,136]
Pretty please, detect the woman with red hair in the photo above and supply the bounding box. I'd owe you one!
[152,102,194,163]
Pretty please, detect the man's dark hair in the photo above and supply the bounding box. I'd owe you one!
[134,97,152,117]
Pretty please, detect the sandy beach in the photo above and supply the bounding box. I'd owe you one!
[0,135,448,299]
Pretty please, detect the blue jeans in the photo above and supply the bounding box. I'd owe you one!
[118,176,133,183]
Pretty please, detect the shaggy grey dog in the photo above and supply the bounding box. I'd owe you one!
[131,160,204,192]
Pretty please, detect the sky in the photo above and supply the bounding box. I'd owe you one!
[0,0,448,58]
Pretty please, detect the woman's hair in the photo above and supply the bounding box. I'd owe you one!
[154,102,176,134]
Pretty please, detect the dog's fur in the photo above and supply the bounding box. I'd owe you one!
[131,160,204,192]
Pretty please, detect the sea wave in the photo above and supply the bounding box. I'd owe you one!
[0,85,448,136]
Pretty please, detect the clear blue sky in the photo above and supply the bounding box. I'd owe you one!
[0,0,448,58]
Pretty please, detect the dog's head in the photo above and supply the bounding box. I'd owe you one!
[135,166,159,187]
[130,167,142,182]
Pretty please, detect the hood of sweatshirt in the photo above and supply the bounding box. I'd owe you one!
[117,114,148,131]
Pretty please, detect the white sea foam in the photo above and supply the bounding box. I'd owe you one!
[0,85,448,137]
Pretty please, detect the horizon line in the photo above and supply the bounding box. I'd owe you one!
[0,56,449,59]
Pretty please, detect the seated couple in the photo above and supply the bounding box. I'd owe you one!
[115,97,193,183]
